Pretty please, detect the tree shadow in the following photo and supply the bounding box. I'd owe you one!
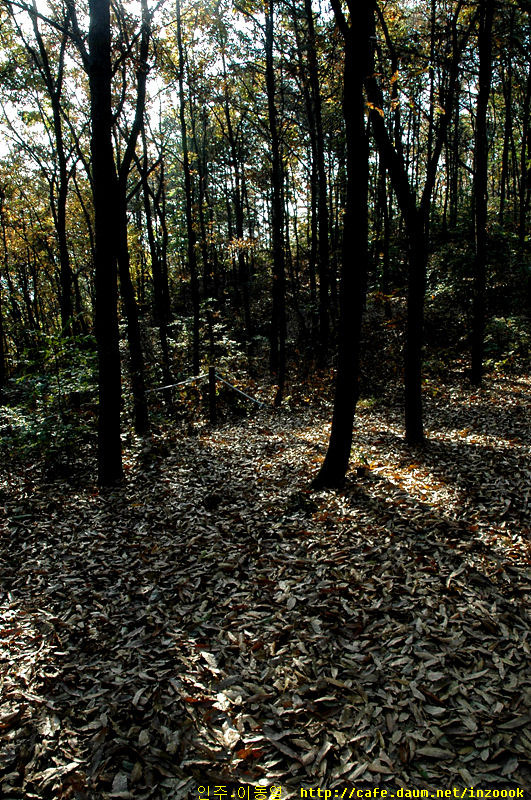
[1,407,529,794]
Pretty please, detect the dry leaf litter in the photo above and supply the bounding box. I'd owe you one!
[0,374,529,798]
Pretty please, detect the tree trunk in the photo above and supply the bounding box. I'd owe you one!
[117,202,149,433]
[471,0,494,386]
[265,0,287,406]
[53,96,74,335]
[24,3,75,335]
[221,50,252,340]
[312,0,369,489]
[499,27,513,225]
[114,0,150,431]
[304,0,329,361]
[176,0,200,375]
[367,1,467,443]
[404,215,426,443]
[88,0,123,485]
[140,133,172,395]
[291,10,317,343]
[0,192,9,391]
[449,82,460,230]
[518,55,531,256]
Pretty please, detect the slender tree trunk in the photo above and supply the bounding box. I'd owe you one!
[308,154,318,340]
[367,2,468,443]
[265,0,287,406]
[449,83,460,229]
[404,215,426,442]
[0,285,5,394]
[54,98,74,335]
[112,0,150,431]
[312,0,369,489]
[375,152,391,298]
[155,160,171,318]
[499,36,513,225]
[24,3,75,335]
[220,50,252,340]
[0,192,9,390]
[304,0,330,361]
[88,0,123,485]
[140,134,172,394]
[471,0,494,386]
[117,202,149,432]
[291,12,317,343]
[518,55,531,256]
[176,0,200,375]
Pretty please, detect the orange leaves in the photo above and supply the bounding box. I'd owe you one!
[236,745,264,761]
[366,101,385,118]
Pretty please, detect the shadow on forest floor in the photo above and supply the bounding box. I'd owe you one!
[0,373,529,798]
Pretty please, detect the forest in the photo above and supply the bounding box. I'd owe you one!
[0,0,529,796]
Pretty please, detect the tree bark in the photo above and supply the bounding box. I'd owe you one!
[471,0,494,386]
[176,0,200,375]
[140,132,173,397]
[115,0,150,433]
[220,49,252,340]
[265,0,287,406]
[312,0,369,489]
[518,53,531,257]
[499,20,513,225]
[10,1,76,335]
[88,0,123,485]
[366,0,469,443]
[117,202,149,432]
[304,0,330,360]
[0,190,9,391]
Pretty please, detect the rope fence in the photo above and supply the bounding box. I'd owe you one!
[146,373,209,394]
[214,373,267,408]
[147,367,268,419]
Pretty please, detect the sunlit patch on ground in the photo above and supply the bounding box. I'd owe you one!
[0,373,529,797]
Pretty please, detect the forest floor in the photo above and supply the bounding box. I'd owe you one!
[0,371,530,799]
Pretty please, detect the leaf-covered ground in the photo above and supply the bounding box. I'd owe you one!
[0,373,530,799]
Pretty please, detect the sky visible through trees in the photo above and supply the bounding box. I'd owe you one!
[0,0,528,482]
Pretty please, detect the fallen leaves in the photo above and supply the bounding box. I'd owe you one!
[0,373,529,796]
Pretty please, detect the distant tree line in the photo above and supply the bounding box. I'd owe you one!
[0,0,528,484]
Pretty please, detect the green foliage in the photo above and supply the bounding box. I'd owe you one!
[0,331,97,465]
[484,316,530,373]
[350,445,369,466]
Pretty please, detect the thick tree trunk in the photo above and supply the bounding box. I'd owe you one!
[88,0,123,485]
